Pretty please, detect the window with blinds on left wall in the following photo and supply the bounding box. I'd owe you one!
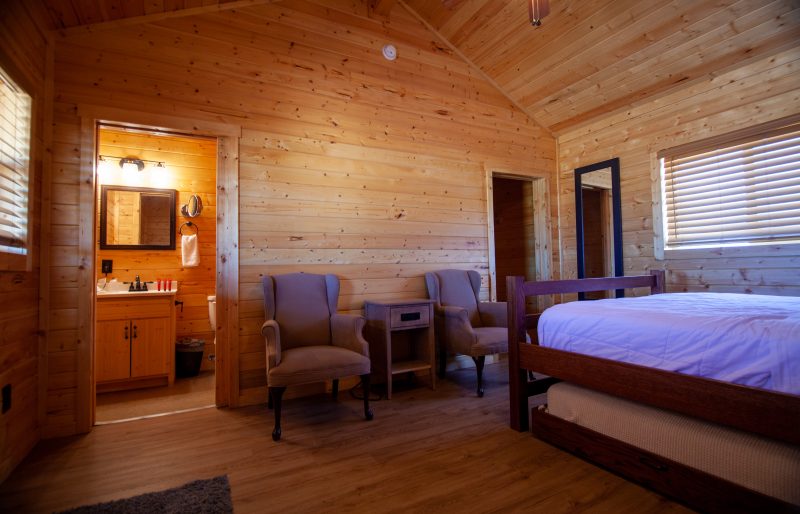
[0,64,33,271]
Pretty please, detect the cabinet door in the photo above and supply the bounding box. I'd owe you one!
[96,319,131,382]
[130,317,170,378]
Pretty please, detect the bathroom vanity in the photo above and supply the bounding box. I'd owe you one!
[95,286,177,392]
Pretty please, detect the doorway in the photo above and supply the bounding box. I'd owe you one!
[487,172,551,311]
[93,124,218,423]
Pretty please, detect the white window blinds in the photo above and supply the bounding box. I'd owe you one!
[661,121,800,249]
[0,67,32,254]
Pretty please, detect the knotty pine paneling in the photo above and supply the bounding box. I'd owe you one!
[0,0,49,482]
[557,48,800,296]
[95,128,217,370]
[44,0,556,433]
[405,0,800,134]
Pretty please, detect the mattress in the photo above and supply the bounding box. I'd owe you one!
[537,292,800,394]
[545,382,800,504]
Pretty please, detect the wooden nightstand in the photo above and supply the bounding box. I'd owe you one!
[364,299,435,399]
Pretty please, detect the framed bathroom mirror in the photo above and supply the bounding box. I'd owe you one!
[574,157,623,299]
[100,185,177,250]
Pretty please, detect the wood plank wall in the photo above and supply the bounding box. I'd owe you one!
[557,47,800,296]
[0,1,50,482]
[95,128,217,369]
[45,0,555,434]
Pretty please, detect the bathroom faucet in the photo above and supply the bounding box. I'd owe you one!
[128,275,148,292]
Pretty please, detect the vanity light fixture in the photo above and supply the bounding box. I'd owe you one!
[98,154,166,172]
[119,157,145,173]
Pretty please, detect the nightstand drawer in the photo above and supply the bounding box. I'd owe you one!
[390,305,430,329]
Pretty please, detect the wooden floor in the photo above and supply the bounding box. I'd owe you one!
[0,362,692,513]
[96,371,215,423]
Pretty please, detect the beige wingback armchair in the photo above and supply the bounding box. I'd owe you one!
[425,269,508,397]
[261,273,373,441]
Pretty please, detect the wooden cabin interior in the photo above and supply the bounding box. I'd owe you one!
[0,0,798,511]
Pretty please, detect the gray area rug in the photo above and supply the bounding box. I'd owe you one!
[56,475,232,514]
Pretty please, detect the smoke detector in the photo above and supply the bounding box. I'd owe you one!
[382,44,397,61]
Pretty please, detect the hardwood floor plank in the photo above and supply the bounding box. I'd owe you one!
[0,362,693,513]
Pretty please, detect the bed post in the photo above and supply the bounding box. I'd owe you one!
[507,275,528,432]
[650,269,666,294]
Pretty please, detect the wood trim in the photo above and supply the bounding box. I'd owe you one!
[531,409,798,514]
[485,170,497,300]
[77,105,241,137]
[217,136,239,408]
[77,116,96,433]
[37,32,55,440]
[76,106,240,429]
[655,112,800,160]
[55,0,281,39]
[650,151,665,260]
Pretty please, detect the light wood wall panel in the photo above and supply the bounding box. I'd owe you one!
[45,0,556,432]
[95,128,217,369]
[557,48,800,295]
[0,0,50,482]
[405,0,800,134]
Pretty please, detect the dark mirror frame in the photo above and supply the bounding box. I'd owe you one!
[99,185,177,250]
[574,157,624,298]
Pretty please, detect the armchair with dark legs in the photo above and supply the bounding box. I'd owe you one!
[425,269,508,397]
[262,273,373,441]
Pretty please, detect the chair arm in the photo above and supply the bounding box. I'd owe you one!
[261,319,281,369]
[330,313,369,356]
[436,305,477,352]
[478,301,507,327]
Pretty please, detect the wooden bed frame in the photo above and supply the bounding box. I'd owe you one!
[506,270,800,513]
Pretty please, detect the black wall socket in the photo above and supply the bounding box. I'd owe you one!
[101,260,113,274]
[2,384,10,414]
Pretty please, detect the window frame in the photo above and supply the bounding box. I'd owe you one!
[0,55,35,272]
[653,115,800,260]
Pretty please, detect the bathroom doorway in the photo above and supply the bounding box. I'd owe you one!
[93,124,218,424]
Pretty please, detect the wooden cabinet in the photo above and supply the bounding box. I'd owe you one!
[96,296,175,391]
[364,299,435,399]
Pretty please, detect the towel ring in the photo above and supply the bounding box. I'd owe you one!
[179,221,199,235]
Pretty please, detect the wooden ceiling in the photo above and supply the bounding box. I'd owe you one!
[33,0,800,134]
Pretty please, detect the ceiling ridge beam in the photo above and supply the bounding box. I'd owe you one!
[398,0,554,138]
[54,0,279,39]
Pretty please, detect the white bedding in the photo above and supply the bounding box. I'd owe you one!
[537,292,800,395]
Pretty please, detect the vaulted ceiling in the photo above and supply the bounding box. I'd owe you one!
[32,0,800,134]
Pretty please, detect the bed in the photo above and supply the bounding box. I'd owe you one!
[506,270,800,513]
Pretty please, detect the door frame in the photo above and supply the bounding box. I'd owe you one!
[485,169,552,303]
[76,105,240,431]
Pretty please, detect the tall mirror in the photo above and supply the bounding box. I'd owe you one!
[574,157,623,299]
[100,185,177,250]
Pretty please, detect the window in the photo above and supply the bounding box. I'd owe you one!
[658,118,800,250]
[0,65,32,268]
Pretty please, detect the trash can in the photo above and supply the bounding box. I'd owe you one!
[175,338,205,378]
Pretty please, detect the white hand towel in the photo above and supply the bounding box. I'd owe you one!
[182,234,200,267]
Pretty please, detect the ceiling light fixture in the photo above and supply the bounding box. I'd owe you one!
[529,0,550,26]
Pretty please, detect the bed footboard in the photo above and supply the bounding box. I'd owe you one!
[506,271,665,432]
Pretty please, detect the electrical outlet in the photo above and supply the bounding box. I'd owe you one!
[101,260,113,274]
[2,384,10,414]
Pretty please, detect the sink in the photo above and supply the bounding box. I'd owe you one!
[96,279,178,298]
